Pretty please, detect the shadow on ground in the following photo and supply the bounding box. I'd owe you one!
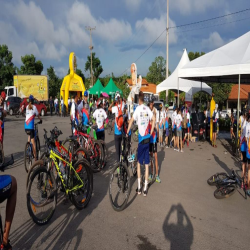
[163,204,193,250]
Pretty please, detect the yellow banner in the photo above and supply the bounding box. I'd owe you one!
[14,75,48,101]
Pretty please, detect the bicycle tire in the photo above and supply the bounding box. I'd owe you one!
[75,147,90,162]
[69,159,93,210]
[27,166,57,225]
[107,120,113,135]
[36,136,41,159]
[109,163,131,212]
[142,157,155,186]
[91,141,103,173]
[97,140,108,167]
[207,172,229,186]
[24,142,33,173]
[26,160,45,189]
[214,185,236,199]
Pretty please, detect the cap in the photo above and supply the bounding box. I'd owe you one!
[84,90,89,97]
[1,91,6,101]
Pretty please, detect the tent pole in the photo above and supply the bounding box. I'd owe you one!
[200,80,202,111]
[237,74,241,152]
[178,78,179,107]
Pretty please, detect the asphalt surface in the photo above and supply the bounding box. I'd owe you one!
[1,115,250,250]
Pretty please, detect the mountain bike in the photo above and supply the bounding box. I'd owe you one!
[24,120,42,172]
[15,104,25,118]
[26,129,93,225]
[207,169,247,199]
[109,133,131,211]
[107,115,115,135]
[70,122,104,173]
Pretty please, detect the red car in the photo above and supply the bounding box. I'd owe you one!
[21,98,47,116]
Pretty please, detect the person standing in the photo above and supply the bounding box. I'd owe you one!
[212,104,219,147]
[158,104,165,147]
[108,92,124,163]
[68,97,71,114]
[175,108,183,152]
[164,104,169,148]
[93,99,107,141]
[70,95,79,134]
[171,107,177,149]
[49,96,53,116]
[60,97,64,117]
[54,97,59,115]
[78,91,89,119]
[127,91,155,196]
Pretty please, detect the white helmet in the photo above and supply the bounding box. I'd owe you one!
[115,92,120,100]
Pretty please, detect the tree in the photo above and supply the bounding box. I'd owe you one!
[47,66,62,98]
[188,51,232,107]
[85,53,103,83]
[18,54,43,75]
[146,56,168,84]
[0,45,15,87]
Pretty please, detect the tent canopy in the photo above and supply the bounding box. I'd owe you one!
[179,31,250,83]
[103,78,122,96]
[156,49,212,95]
[88,79,103,97]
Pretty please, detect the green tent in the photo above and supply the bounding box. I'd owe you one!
[88,79,104,97]
[102,78,122,96]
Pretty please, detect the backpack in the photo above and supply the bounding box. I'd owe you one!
[116,101,124,130]
[183,114,187,129]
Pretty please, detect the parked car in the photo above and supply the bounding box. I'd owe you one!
[153,101,164,111]
[6,97,22,116]
[21,98,47,116]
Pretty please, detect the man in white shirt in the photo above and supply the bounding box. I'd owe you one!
[127,91,155,197]
[60,97,64,117]
[93,99,107,141]
[70,95,79,134]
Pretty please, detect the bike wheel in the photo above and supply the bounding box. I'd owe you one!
[27,166,57,225]
[36,137,41,159]
[109,163,131,212]
[129,147,137,176]
[142,156,156,186]
[24,142,33,173]
[97,140,108,167]
[69,159,93,210]
[90,141,103,173]
[207,172,229,186]
[26,160,45,189]
[75,147,89,161]
[15,111,20,118]
[107,120,113,135]
[214,185,236,199]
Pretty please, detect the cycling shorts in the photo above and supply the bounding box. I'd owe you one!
[149,143,157,153]
[138,143,150,165]
[0,175,12,203]
[25,129,35,139]
[96,130,105,141]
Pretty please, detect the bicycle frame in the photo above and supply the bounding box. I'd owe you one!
[49,150,84,195]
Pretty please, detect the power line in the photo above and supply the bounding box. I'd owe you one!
[118,8,250,76]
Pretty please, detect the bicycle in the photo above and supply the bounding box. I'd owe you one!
[15,104,25,118]
[132,124,139,142]
[24,120,42,173]
[107,115,115,135]
[109,133,131,211]
[70,122,104,173]
[207,169,247,199]
[26,129,93,225]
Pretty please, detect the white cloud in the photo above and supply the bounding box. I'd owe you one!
[201,32,226,50]
[124,0,142,10]
[135,15,177,46]
[170,0,226,15]
[67,2,132,43]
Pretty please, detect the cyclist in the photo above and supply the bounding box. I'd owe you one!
[78,91,89,116]
[70,95,79,134]
[0,92,7,144]
[175,108,183,152]
[164,104,169,148]
[123,104,132,154]
[81,103,90,127]
[148,96,158,137]
[171,107,177,149]
[24,95,42,160]
[0,174,17,250]
[93,99,107,141]
[240,113,247,189]
[108,92,124,163]
[149,120,161,183]
[158,104,165,147]
[212,104,219,148]
[183,107,191,147]
[127,91,155,196]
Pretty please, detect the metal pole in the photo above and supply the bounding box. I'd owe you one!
[166,0,169,78]
[236,74,241,151]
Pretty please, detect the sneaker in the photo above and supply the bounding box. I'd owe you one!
[165,145,169,149]
[148,174,153,181]
[1,240,12,250]
[177,149,180,152]
[136,187,142,195]
[156,176,161,183]
[143,188,148,197]
[181,150,184,153]
[174,147,176,151]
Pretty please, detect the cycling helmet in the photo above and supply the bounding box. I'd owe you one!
[1,91,6,100]
[84,90,89,97]
[165,104,169,108]
[115,92,120,100]
[29,95,34,103]
[96,98,102,107]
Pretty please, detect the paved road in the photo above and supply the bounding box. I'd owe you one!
[1,115,250,250]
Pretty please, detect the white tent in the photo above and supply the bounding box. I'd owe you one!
[179,31,250,83]
[156,49,212,105]
[179,31,250,141]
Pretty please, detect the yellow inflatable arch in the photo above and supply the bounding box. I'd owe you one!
[60,52,86,109]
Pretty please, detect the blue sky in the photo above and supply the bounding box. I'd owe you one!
[0,0,249,80]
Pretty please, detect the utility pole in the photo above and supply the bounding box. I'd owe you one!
[86,26,96,87]
[166,0,169,78]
